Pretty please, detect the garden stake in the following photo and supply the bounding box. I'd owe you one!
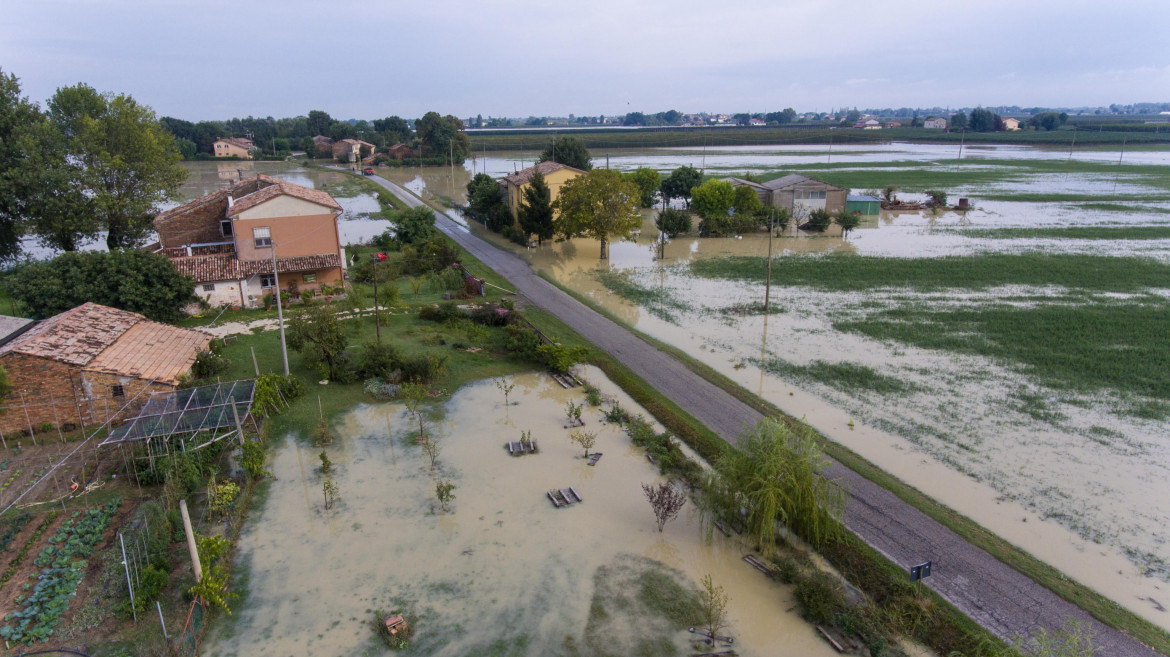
[120,532,137,622]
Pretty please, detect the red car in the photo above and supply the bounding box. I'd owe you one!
[362,167,375,176]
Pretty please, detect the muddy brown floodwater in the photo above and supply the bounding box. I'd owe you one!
[204,368,846,657]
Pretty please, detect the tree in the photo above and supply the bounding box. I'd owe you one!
[287,304,349,380]
[835,210,862,238]
[803,209,832,233]
[700,418,845,552]
[466,173,511,231]
[626,168,661,208]
[690,179,735,220]
[698,575,729,641]
[554,169,642,259]
[518,170,555,245]
[415,112,469,163]
[11,250,194,321]
[642,481,687,532]
[733,185,762,216]
[969,107,1001,132]
[435,479,456,513]
[307,110,334,136]
[660,166,702,206]
[925,190,948,207]
[569,430,597,457]
[373,115,411,144]
[47,84,187,250]
[950,111,968,131]
[422,434,441,470]
[1028,111,1067,131]
[392,206,437,245]
[655,208,692,237]
[400,382,430,440]
[322,477,339,510]
[539,135,592,171]
[495,377,516,406]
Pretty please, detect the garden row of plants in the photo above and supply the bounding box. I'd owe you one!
[0,512,56,592]
[0,511,32,552]
[1,499,121,644]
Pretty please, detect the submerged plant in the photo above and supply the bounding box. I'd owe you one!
[569,430,597,457]
[435,479,456,513]
[323,478,339,510]
[495,377,516,407]
[642,481,687,532]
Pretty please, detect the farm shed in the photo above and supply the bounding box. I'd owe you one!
[846,195,882,215]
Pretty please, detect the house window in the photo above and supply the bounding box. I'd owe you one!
[202,283,216,292]
[260,274,276,289]
[111,384,125,398]
[253,226,272,248]
[221,220,233,237]
[303,273,316,283]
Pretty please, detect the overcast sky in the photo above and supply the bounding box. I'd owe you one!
[2,0,1168,121]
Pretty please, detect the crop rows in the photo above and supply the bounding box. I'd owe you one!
[0,512,57,591]
[0,512,32,553]
[0,499,120,645]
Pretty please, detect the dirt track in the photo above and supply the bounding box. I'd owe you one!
[367,173,1162,656]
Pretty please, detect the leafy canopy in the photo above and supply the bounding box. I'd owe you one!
[626,167,661,208]
[287,304,349,381]
[660,165,702,203]
[690,179,735,220]
[554,169,642,259]
[539,135,592,170]
[11,250,194,321]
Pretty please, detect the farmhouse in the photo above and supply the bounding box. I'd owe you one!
[332,138,375,161]
[1002,118,1021,131]
[924,117,947,129]
[730,174,847,216]
[0,303,211,435]
[312,135,334,158]
[153,174,345,309]
[498,161,585,221]
[386,143,416,160]
[213,137,255,159]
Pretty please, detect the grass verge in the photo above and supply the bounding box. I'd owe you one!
[953,225,1170,240]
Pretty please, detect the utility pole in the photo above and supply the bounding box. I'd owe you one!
[1068,126,1077,161]
[371,254,382,343]
[764,208,774,315]
[958,129,965,160]
[270,243,290,375]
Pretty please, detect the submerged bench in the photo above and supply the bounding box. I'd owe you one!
[547,486,583,507]
[587,453,603,466]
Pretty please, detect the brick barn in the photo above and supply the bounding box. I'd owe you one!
[0,303,211,436]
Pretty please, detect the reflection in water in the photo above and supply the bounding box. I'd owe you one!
[205,368,841,657]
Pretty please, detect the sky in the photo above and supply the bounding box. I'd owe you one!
[2,0,1168,122]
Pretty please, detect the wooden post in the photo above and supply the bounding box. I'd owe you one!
[232,404,245,444]
[50,392,64,443]
[20,392,37,446]
[250,346,259,377]
[0,425,7,450]
[180,500,203,583]
[156,600,168,640]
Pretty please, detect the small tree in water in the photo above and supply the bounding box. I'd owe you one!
[495,377,516,407]
[401,382,429,441]
[642,481,687,532]
[565,399,583,427]
[698,574,729,642]
[569,430,596,457]
[318,451,332,474]
[422,435,441,471]
[835,210,862,239]
[323,478,339,510]
[435,478,456,513]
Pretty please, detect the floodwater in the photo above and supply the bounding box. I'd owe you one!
[205,368,844,657]
[389,142,1170,629]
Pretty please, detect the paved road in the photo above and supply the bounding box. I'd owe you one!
[369,173,1160,656]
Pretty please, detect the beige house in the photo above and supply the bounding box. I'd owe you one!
[1002,118,1021,131]
[332,138,375,161]
[0,303,210,435]
[213,137,255,159]
[153,174,345,309]
[924,117,947,129]
[499,161,585,221]
[729,174,847,217]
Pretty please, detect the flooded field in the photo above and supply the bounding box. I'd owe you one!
[390,142,1170,629]
[205,368,843,657]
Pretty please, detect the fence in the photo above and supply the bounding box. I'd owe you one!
[0,391,122,448]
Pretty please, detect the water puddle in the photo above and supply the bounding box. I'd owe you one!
[206,368,842,656]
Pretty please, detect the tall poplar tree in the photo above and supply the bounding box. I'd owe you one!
[518,170,555,246]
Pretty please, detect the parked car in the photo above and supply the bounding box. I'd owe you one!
[362,167,375,176]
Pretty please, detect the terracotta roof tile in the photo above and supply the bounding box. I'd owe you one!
[168,253,342,283]
[85,322,211,385]
[226,177,342,216]
[216,137,254,149]
[501,161,583,187]
[0,303,145,366]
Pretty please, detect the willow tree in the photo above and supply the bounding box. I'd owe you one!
[554,169,641,259]
[701,418,845,553]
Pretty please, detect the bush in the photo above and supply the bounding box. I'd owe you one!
[794,571,846,625]
[655,208,692,237]
[240,441,266,479]
[468,304,513,327]
[10,250,195,322]
[191,348,230,380]
[537,343,589,374]
[397,353,447,383]
[418,303,463,323]
[430,266,464,293]
[504,325,543,359]
[351,341,403,380]
[803,209,833,233]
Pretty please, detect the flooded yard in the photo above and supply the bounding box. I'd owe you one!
[389,142,1170,629]
[206,368,841,657]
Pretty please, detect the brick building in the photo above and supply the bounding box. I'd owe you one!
[153,174,346,309]
[0,303,211,436]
